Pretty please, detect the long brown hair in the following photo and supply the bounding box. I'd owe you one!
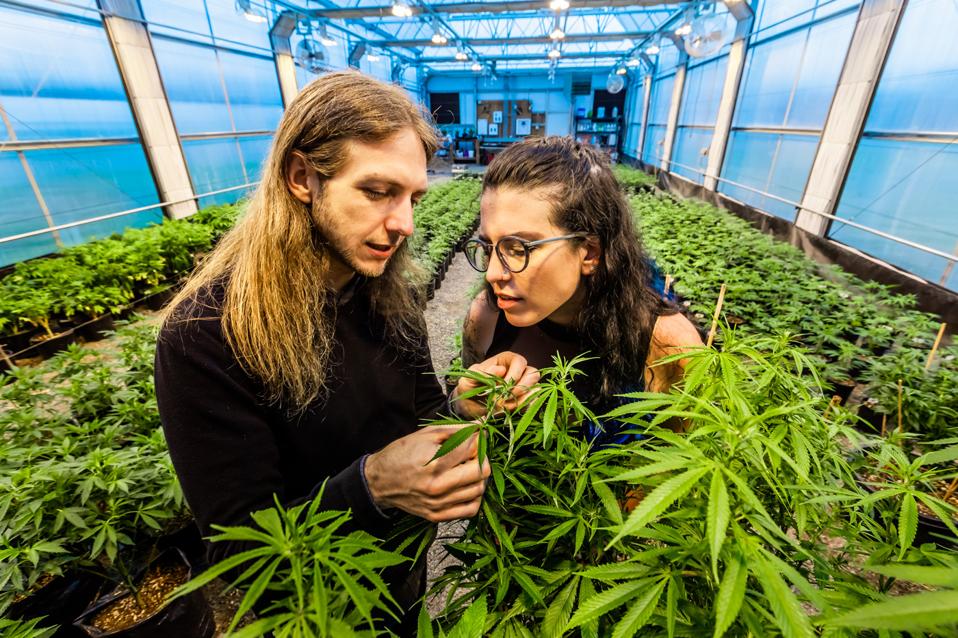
[164,71,439,410]
[482,136,677,399]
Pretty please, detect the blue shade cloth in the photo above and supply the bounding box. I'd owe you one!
[0,152,58,266]
[671,127,714,184]
[0,7,137,141]
[831,139,958,289]
[140,0,213,43]
[237,135,273,185]
[829,0,958,291]
[151,37,233,136]
[865,0,958,133]
[648,74,675,125]
[182,137,248,208]
[25,144,161,246]
[719,131,818,219]
[679,56,728,127]
[218,50,284,132]
[751,0,859,42]
[734,12,855,131]
[643,124,668,166]
[204,0,272,52]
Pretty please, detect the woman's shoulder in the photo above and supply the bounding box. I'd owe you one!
[650,311,704,364]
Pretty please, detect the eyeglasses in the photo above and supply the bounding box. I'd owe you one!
[462,233,590,274]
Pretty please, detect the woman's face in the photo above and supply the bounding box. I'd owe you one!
[479,186,598,327]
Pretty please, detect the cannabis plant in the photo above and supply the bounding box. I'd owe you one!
[430,330,895,637]
[172,486,410,637]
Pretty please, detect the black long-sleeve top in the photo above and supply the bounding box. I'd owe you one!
[154,279,446,572]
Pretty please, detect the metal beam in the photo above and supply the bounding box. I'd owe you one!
[418,51,633,62]
[380,31,651,47]
[307,0,685,20]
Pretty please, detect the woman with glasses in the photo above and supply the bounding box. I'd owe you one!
[448,137,702,443]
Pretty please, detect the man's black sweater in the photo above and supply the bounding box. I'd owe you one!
[154,279,446,607]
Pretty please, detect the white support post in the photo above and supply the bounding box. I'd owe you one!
[98,0,197,220]
[637,73,652,161]
[795,0,906,235]
[659,61,686,171]
[271,11,300,108]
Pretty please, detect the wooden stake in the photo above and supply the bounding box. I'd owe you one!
[0,347,14,371]
[664,274,672,295]
[824,395,840,420]
[706,283,727,348]
[897,378,904,435]
[924,322,947,370]
[880,413,887,438]
[943,477,958,503]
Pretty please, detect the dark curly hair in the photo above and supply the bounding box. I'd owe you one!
[482,136,679,399]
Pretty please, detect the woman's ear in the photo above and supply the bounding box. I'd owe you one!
[581,236,602,276]
[286,152,313,205]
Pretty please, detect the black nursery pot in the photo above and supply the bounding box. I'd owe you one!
[0,327,37,356]
[74,548,214,638]
[8,571,107,638]
[142,286,177,312]
[828,380,856,406]
[77,315,116,343]
[27,330,79,360]
[915,511,958,549]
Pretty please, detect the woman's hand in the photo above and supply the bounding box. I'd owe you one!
[450,351,540,419]
[364,425,489,522]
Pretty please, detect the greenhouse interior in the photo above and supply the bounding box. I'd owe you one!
[1,0,958,636]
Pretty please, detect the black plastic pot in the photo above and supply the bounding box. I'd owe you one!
[26,330,79,360]
[858,476,957,549]
[855,403,885,434]
[426,280,436,301]
[8,571,107,638]
[74,548,214,638]
[142,286,177,312]
[0,327,38,355]
[77,316,116,343]
[155,521,207,575]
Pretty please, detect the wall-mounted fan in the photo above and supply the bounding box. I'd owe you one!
[295,38,326,73]
[606,72,626,94]
[684,11,735,59]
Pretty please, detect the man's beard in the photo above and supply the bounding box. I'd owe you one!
[309,198,387,279]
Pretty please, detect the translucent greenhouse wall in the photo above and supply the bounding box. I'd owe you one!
[0,0,415,268]
[830,0,958,290]
[629,0,957,292]
[0,5,161,264]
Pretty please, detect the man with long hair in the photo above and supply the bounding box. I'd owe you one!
[154,72,535,628]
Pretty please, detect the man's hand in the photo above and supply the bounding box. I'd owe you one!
[451,351,540,419]
[364,425,490,522]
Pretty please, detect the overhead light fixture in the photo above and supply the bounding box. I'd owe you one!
[471,61,483,71]
[390,2,413,17]
[431,32,448,45]
[548,48,561,59]
[645,43,660,55]
[549,27,565,40]
[235,0,267,23]
[626,57,640,67]
[318,24,336,46]
[455,49,468,61]
[367,51,381,62]
[616,67,628,75]
[549,0,570,10]
[675,23,692,36]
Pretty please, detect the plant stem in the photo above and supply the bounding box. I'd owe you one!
[924,322,947,370]
[823,395,839,420]
[706,283,727,348]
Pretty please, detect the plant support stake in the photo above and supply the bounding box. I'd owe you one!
[924,322,947,370]
[897,378,903,435]
[706,283,727,348]
[664,274,672,295]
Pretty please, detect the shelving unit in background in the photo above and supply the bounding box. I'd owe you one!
[575,116,622,160]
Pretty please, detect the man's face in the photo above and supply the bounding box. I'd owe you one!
[310,128,428,281]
